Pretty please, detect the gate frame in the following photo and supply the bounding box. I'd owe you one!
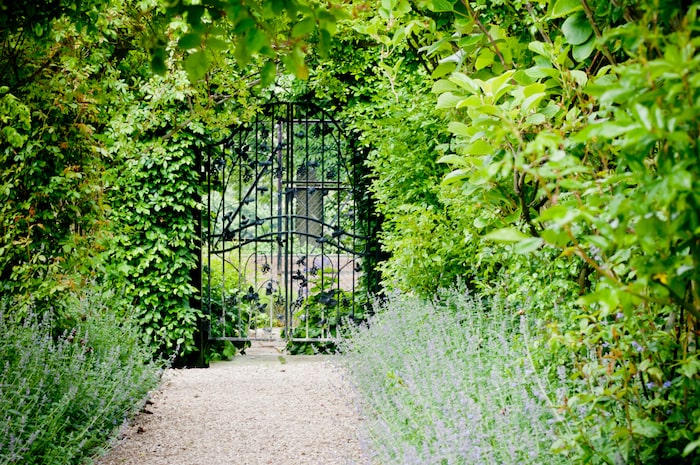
[193,100,382,355]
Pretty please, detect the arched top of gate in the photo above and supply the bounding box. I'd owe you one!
[207,100,350,149]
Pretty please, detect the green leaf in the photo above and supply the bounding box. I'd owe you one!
[523,82,546,98]
[431,62,457,79]
[538,205,579,225]
[529,41,547,56]
[437,154,468,166]
[514,237,544,254]
[268,0,286,15]
[684,439,700,457]
[317,29,332,57]
[292,17,316,38]
[206,37,228,52]
[442,168,469,184]
[432,79,459,94]
[525,65,559,80]
[541,228,570,248]
[318,10,338,35]
[573,38,596,62]
[484,227,529,242]
[464,139,493,155]
[178,33,201,50]
[449,72,479,93]
[282,49,309,79]
[562,12,593,45]
[569,70,588,86]
[522,91,545,113]
[594,287,620,317]
[436,92,463,109]
[550,0,583,18]
[455,95,481,109]
[473,216,489,229]
[260,61,277,87]
[475,104,501,117]
[245,28,268,54]
[632,103,653,131]
[184,50,210,81]
[486,70,516,101]
[678,357,700,378]
[233,17,256,34]
[447,122,470,136]
[526,113,546,125]
[458,34,482,49]
[475,48,495,70]
[631,418,663,439]
[428,0,454,12]
[573,122,631,141]
[2,127,27,148]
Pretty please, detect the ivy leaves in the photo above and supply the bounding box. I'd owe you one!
[0,88,31,148]
[106,126,203,356]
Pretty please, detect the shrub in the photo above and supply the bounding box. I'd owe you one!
[0,287,161,465]
[338,290,565,465]
[203,254,247,362]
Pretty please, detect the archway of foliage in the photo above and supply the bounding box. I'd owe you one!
[0,2,350,461]
[3,0,700,461]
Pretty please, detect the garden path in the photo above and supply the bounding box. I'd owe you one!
[95,342,368,465]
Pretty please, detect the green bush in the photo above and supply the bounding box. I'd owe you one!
[0,287,161,465]
[358,85,457,294]
[202,254,248,362]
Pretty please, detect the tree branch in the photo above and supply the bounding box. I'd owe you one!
[515,171,540,237]
[460,0,509,69]
[580,0,617,66]
[407,36,435,75]
[525,1,553,45]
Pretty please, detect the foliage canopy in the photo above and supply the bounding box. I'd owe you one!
[1,0,700,461]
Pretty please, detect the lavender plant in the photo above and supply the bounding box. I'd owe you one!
[339,290,566,465]
[0,288,161,465]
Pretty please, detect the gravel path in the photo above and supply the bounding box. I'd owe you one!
[95,344,368,465]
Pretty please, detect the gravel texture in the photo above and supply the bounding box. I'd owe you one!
[95,343,368,465]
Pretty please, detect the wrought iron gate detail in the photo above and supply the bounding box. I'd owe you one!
[201,102,370,345]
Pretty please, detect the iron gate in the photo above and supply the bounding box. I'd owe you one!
[200,102,373,347]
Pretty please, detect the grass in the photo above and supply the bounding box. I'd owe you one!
[338,290,566,465]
